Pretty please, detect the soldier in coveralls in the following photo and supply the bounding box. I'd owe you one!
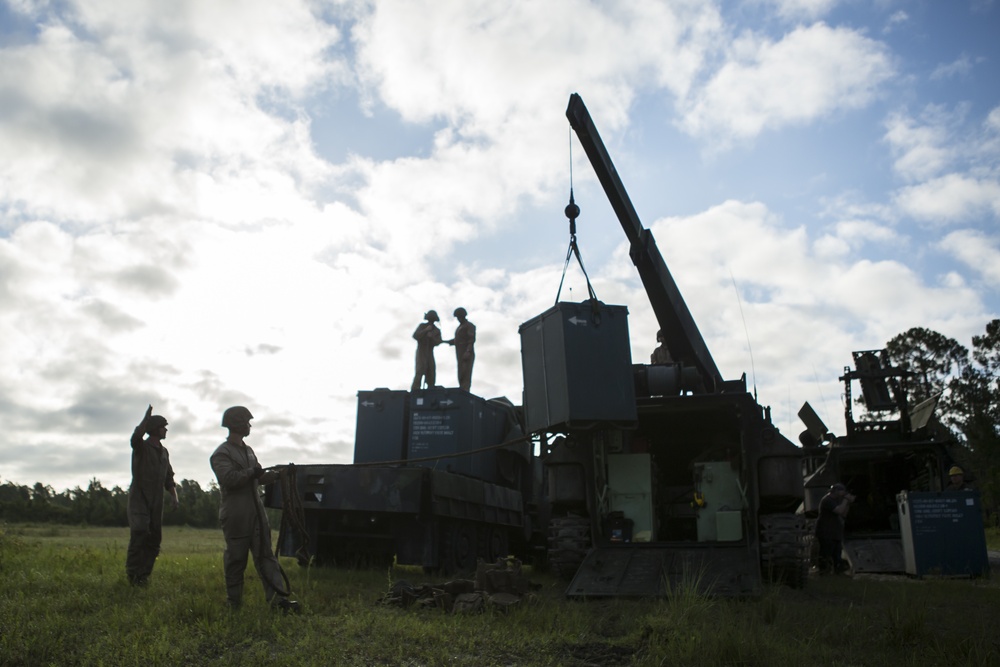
[411,310,443,391]
[127,405,178,586]
[210,406,300,613]
[446,307,476,391]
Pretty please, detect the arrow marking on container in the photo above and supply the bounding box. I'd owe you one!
[568,316,588,326]
[361,401,375,408]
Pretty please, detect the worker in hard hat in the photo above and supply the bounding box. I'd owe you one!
[946,465,972,491]
[411,310,443,391]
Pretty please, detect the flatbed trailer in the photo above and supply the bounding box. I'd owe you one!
[265,461,533,573]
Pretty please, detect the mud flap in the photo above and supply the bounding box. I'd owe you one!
[566,545,762,598]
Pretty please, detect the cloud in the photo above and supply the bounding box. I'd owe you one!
[882,10,909,34]
[894,174,1000,223]
[679,23,895,145]
[930,54,975,81]
[0,0,343,226]
[941,229,1000,287]
[755,0,841,21]
[883,107,956,182]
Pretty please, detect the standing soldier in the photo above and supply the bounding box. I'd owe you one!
[446,307,476,392]
[814,482,855,575]
[650,329,673,364]
[411,310,442,391]
[210,406,300,613]
[126,405,178,586]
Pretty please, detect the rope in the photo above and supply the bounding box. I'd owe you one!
[276,463,311,566]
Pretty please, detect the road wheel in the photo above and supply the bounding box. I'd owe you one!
[441,521,479,575]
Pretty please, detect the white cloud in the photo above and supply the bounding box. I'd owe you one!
[679,23,895,145]
[941,229,1000,287]
[883,107,955,182]
[882,10,909,34]
[756,0,841,21]
[814,219,899,257]
[894,173,1000,223]
[930,54,975,81]
[0,0,343,226]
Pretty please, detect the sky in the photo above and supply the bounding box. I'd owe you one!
[1,0,998,494]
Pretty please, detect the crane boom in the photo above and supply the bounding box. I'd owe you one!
[565,92,723,392]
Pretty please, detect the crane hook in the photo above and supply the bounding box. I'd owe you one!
[565,188,580,237]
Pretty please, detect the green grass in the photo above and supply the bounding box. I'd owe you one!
[2,524,999,666]
[985,525,999,551]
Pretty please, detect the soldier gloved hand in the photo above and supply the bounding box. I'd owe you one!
[253,464,265,479]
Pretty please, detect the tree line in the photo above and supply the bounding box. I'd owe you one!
[0,478,222,528]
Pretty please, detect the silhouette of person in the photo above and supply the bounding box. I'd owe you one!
[126,404,178,586]
[411,310,442,391]
[210,406,300,613]
[650,329,673,364]
[815,482,855,574]
[446,307,476,391]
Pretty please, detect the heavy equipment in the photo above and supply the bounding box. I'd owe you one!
[534,94,808,597]
[799,349,976,574]
[264,93,810,596]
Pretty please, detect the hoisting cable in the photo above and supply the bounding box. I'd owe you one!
[555,127,599,305]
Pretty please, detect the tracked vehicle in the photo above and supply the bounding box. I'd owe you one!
[799,350,971,574]
[264,94,810,596]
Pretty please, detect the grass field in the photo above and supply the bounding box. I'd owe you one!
[1,524,998,666]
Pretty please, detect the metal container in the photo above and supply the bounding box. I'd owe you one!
[897,490,989,576]
[407,388,508,482]
[354,389,409,465]
[519,300,637,432]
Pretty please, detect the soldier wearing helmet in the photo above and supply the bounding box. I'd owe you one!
[126,404,178,586]
[650,329,673,364]
[210,406,300,613]
[445,307,476,392]
[411,310,443,391]
[946,465,972,491]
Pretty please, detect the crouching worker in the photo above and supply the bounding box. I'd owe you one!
[210,406,301,613]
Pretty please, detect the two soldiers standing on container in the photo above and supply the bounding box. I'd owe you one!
[411,308,476,392]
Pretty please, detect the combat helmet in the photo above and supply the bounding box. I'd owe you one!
[221,406,254,429]
[145,415,168,436]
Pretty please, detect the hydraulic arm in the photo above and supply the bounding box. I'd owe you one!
[566,93,723,392]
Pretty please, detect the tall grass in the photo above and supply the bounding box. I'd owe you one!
[1,524,998,666]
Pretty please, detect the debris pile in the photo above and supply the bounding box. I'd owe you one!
[379,558,537,614]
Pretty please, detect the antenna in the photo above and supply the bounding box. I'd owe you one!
[730,270,757,398]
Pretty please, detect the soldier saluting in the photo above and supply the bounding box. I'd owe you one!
[126,405,178,587]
